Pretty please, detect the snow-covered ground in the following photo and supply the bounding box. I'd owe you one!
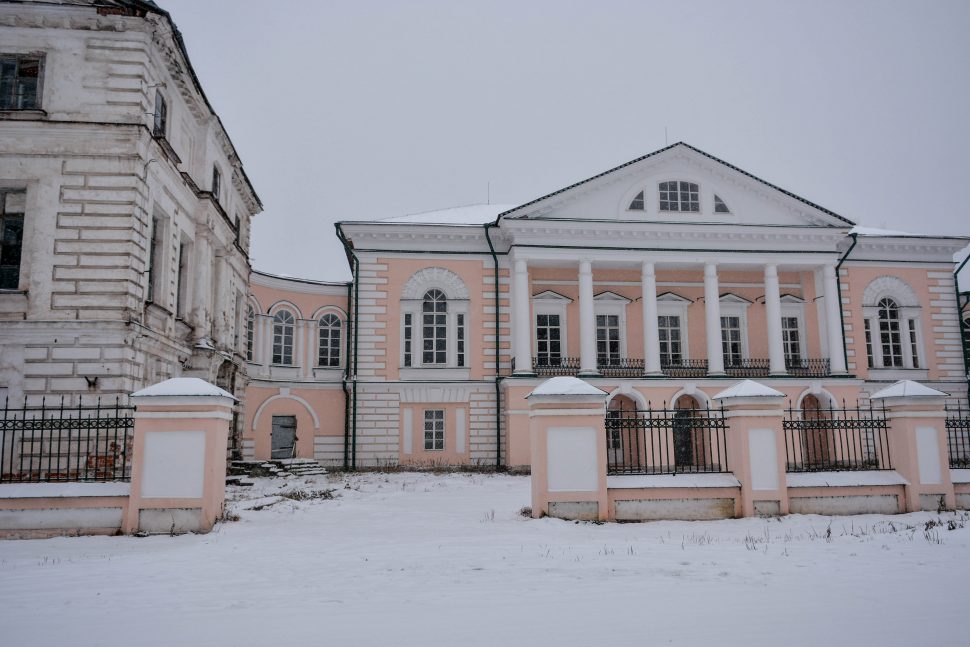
[2,472,968,646]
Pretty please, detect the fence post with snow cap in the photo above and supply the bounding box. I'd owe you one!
[124,378,235,534]
[527,377,609,521]
[714,380,788,517]
[871,381,954,512]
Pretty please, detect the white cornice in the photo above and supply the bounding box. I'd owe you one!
[251,272,349,295]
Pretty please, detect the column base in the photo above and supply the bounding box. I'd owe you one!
[707,371,727,377]
[577,370,601,378]
[512,371,537,378]
[769,371,789,377]
[642,371,665,378]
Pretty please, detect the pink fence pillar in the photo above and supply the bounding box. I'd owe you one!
[714,381,788,517]
[527,377,609,521]
[124,378,235,534]
[872,381,955,512]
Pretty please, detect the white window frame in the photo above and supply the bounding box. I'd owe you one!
[656,292,691,365]
[594,292,630,363]
[400,289,470,370]
[658,180,700,213]
[719,294,751,363]
[780,295,807,364]
[533,291,571,365]
[317,311,342,368]
[862,301,923,370]
[423,409,445,451]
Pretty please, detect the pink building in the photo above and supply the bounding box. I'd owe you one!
[243,143,969,473]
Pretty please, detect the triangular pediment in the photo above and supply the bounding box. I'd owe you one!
[594,291,631,303]
[498,142,853,229]
[656,291,692,304]
[532,290,572,303]
[719,293,752,304]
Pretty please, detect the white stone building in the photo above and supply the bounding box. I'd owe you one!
[0,0,262,411]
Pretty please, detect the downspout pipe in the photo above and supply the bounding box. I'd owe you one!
[954,249,970,400]
[336,223,359,470]
[834,232,858,374]
[341,280,352,469]
[484,221,503,470]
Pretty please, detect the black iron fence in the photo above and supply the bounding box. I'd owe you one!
[605,402,729,475]
[945,404,970,469]
[783,401,891,472]
[0,397,134,483]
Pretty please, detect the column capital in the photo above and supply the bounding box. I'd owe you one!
[641,260,656,276]
[704,262,718,276]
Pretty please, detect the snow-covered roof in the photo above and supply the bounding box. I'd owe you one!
[870,380,948,399]
[378,203,517,225]
[713,380,785,400]
[528,377,607,398]
[131,378,235,399]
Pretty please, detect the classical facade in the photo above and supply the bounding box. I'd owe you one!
[241,142,968,469]
[0,1,261,420]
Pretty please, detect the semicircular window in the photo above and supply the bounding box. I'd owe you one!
[628,190,645,211]
[714,194,731,213]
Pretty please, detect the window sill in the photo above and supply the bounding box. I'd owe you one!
[867,368,929,381]
[0,108,47,120]
[152,134,182,165]
[400,367,471,381]
[313,367,343,378]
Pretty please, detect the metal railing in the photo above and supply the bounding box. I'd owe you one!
[597,357,644,377]
[945,404,970,469]
[724,358,772,377]
[532,357,580,376]
[783,401,891,472]
[661,359,709,378]
[785,358,831,378]
[0,397,134,483]
[606,401,729,475]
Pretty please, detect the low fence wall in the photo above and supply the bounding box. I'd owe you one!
[0,379,233,539]
[530,379,969,522]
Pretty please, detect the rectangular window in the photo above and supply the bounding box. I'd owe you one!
[864,319,874,368]
[175,240,189,318]
[781,316,801,365]
[908,319,919,369]
[0,189,26,290]
[879,313,902,367]
[153,91,167,137]
[596,314,620,365]
[424,409,445,451]
[658,181,699,212]
[456,313,465,368]
[657,315,682,365]
[536,313,562,366]
[211,167,221,204]
[246,309,255,362]
[403,313,412,367]
[234,215,241,246]
[146,216,161,302]
[0,55,42,110]
[422,309,447,364]
[721,316,742,365]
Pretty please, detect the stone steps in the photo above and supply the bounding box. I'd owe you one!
[228,458,327,479]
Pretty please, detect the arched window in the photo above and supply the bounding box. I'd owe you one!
[318,313,341,367]
[246,306,255,361]
[422,289,448,365]
[862,277,922,370]
[877,297,903,368]
[800,394,832,469]
[272,310,295,365]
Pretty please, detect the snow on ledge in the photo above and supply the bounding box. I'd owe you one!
[132,377,235,399]
[608,473,741,489]
[786,471,908,488]
[950,469,970,484]
[713,380,785,400]
[0,482,131,499]
[870,380,948,399]
[528,376,607,398]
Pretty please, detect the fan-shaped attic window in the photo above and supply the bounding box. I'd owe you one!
[659,181,699,212]
[714,195,730,213]
[628,191,645,211]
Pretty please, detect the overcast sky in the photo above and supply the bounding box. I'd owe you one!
[163,0,970,282]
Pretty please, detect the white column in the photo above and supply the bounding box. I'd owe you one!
[641,261,662,376]
[764,264,786,375]
[704,263,725,375]
[578,260,598,375]
[823,263,847,374]
[512,259,533,375]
